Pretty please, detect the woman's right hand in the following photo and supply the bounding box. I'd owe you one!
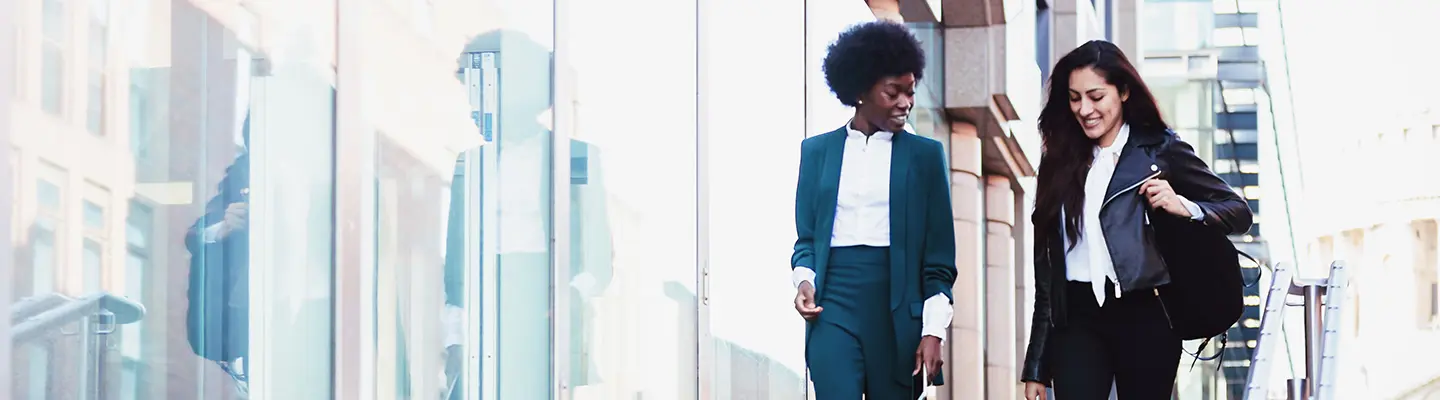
[1024,381,1048,400]
[794,281,823,320]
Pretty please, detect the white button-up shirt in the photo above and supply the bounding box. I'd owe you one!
[793,123,953,342]
[1064,124,1203,307]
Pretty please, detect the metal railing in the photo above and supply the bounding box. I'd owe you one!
[1243,261,1350,400]
[1244,262,1295,400]
[9,292,147,399]
[11,292,146,344]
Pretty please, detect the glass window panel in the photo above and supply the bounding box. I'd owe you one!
[30,220,58,296]
[37,180,61,208]
[564,1,699,398]
[1152,81,1215,130]
[1213,27,1261,48]
[362,1,555,399]
[1143,1,1214,51]
[89,71,105,135]
[1214,129,1259,144]
[1213,0,1238,14]
[126,202,151,248]
[83,200,104,228]
[703,0,811,397]
[1213,159,1236,174]
[83,239,102,292]
[43,0,64,41]
[1237,0,1263,13]
[1243,185,1262,200]
[1243,27,1263,46]
[1144,56,1186,76]
[128,81,151,163]
[9,0,337,397]
[41,45,63,115]
[1222,87,1256,107]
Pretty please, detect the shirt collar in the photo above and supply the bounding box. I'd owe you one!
[845,120,895,142]
[1095,123,1130,157]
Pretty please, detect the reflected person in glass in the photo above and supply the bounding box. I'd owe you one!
[791,21,957,399]
[440,30,614,399]
[185,114,252,396]
[1021,40,1253,400]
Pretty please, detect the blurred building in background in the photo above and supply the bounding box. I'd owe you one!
[1298,109,1440,400]
[1139,0,1276,397]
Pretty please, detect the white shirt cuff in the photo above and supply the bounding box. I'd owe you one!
[202,222,226,244]
[792,266,816,289]
[922,294,953,343]
[1178,196,1205,221]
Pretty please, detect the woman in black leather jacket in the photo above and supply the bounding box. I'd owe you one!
[1021,40,1253,400]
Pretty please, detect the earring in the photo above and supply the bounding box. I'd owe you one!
[858,99,864,105]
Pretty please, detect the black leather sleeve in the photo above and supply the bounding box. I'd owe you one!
[1161,136,1254,235]
[1021,235,1053,385]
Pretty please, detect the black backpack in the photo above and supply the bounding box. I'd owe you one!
[1150,212,1246,341]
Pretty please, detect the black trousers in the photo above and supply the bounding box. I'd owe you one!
[1051,281,1181,400]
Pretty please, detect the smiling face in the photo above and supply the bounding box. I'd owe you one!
[857,73,917,133]
[1067,66,1128,145]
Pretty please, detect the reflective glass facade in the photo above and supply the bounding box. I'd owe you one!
[0,0,900,398]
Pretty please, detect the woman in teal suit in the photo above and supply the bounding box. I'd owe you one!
[791,21,958,399]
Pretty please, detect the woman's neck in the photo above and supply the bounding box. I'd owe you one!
[1096,124,1123,148]
[851,114,879,136]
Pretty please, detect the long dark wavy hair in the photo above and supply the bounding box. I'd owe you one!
[1034,40,1168,247]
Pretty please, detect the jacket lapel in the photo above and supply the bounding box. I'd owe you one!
[1104,128,1165,204]
[816,128,846,250]
[888,132,911,311]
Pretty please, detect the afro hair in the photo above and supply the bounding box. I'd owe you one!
[822,21,926,107]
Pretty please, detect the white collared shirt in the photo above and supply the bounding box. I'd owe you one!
[793,123,953,342]
[1064,124,1203,306]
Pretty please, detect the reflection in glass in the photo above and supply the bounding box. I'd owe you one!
[8,0,336,397]
[30,218,56,296]
[82,239,101,292]
[83,200,103,228]
[364,1,556,398]
[564,0,699,398]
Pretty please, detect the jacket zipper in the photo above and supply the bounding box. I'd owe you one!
[1153,288,1175,329]
[1100,170,1163,210]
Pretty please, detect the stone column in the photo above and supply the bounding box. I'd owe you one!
[1014,180,1034,386]
[984,175,1017,400]
[942,122,986,400]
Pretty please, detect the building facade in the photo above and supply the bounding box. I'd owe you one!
[1297,110,1440,400]
[1138,0,1274,397]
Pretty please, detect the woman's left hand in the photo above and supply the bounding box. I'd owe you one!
[1139,178,1193,218]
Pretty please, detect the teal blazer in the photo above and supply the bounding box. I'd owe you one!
[792,126,958,384]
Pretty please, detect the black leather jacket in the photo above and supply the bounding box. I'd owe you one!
[1021,128,1253,385]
